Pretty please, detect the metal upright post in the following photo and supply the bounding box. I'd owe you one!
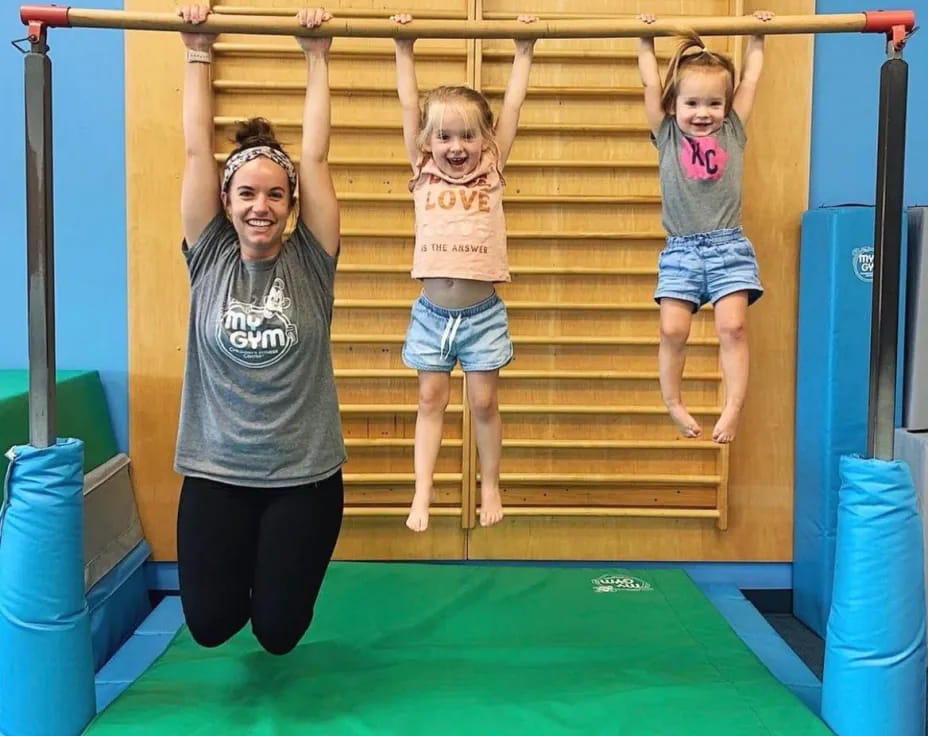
[23,20,56,448]
[866,29,909,460]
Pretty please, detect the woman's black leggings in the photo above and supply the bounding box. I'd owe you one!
[176,470,344,655]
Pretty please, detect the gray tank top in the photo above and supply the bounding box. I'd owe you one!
[654,111,746,237]
[174,214,346,487]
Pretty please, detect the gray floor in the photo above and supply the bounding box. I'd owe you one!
[762,613,824,679]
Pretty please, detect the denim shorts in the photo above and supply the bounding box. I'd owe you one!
[402,292,514,373]
[654,227,764,312]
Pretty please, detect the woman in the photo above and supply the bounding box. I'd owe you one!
[174,5,345,655]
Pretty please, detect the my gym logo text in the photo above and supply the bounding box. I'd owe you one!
[592,574,653,593]
[852,246,874,282]
[216,278,298,368]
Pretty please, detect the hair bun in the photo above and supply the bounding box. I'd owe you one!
[233,117,280,150]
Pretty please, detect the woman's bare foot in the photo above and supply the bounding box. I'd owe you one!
[479,486,504,527]
[712,404,741,444]
[667,402,702,438]
[406,492,431,532]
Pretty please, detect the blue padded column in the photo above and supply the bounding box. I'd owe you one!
[794,206,875,637]
[0,439,96,736]
[822,455,926,735]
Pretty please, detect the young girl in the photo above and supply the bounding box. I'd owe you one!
[390,13,537,531]
[637,12,773,444]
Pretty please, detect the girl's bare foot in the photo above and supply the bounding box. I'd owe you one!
[712,404,741,444]
[406,492,431,532]
[667,403,702,438]
[479,486,504,527]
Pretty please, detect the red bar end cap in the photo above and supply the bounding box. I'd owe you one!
[863,10,916,33]
[20,4,71,28]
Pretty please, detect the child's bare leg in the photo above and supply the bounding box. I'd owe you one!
[408,371,451,532]
[712,292,749,444]
[659,298,701,438]
[466,370,504,527]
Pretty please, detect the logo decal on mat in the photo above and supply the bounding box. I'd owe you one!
[592,574,653,593]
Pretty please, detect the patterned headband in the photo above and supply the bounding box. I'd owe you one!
[222,145,298,196]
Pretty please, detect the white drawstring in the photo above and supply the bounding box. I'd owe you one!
[439,316,454,360]
[439,314,463,361]
[447,314,463,354]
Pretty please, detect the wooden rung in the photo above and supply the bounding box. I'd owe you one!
[214,80,386,93]
[481,48,649,61]
[213,153,649,170]
[324,157,657,171]
[504,370,721,380]
[213,81,643,100]
[214,47,662,63]
[479,506,721,519]
[445,159,658,170]
[336,229,666,240]
[501,335,660,344]
[335,264,658,276]
[336,369,461,379]
[335,300,692,312]
[215,145,658,170]
[333,192,660,205]
[496,473,721,485]
[346,507,720,519]
[335,264,409,273]
[340,403,463,414]
[344,507,463,517]
[334,368,721,380]
[214,118,652,136]
[213,43,464,59]
[502,439,720,450]
[337,369,426,378]
[330,334,720,347]
[344,472,721,487]
[217,117,396,130]
[213,43,467,61]
[342,438,719,452]
[500,404,721,415]
[345,438,464,447]
[483,86,642,98]
[219,156,656,171]
[343,473,462,483]
[511,334,718,345]
[512,123,652,134]
[216,45,657,64]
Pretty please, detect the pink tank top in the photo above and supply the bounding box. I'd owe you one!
[409,151,510,282]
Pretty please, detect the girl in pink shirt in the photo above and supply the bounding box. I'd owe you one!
[391,13,537,532]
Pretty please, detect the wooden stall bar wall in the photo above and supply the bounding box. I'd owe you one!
[22,0,904,561]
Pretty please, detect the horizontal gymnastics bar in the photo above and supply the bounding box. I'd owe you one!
[20,6,916,39]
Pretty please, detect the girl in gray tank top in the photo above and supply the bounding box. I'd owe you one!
[174,5,345,655]
[637,12,774,445]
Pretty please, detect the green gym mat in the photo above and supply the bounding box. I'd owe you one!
[0,370,117,473]
[0,371,118,504]
[84,563,829,735]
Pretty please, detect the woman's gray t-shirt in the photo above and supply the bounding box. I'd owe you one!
[654,111,747,237]
[174,214,346,487]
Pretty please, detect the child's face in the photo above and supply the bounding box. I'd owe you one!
[426,106,486,177]
[673,69,728,137]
